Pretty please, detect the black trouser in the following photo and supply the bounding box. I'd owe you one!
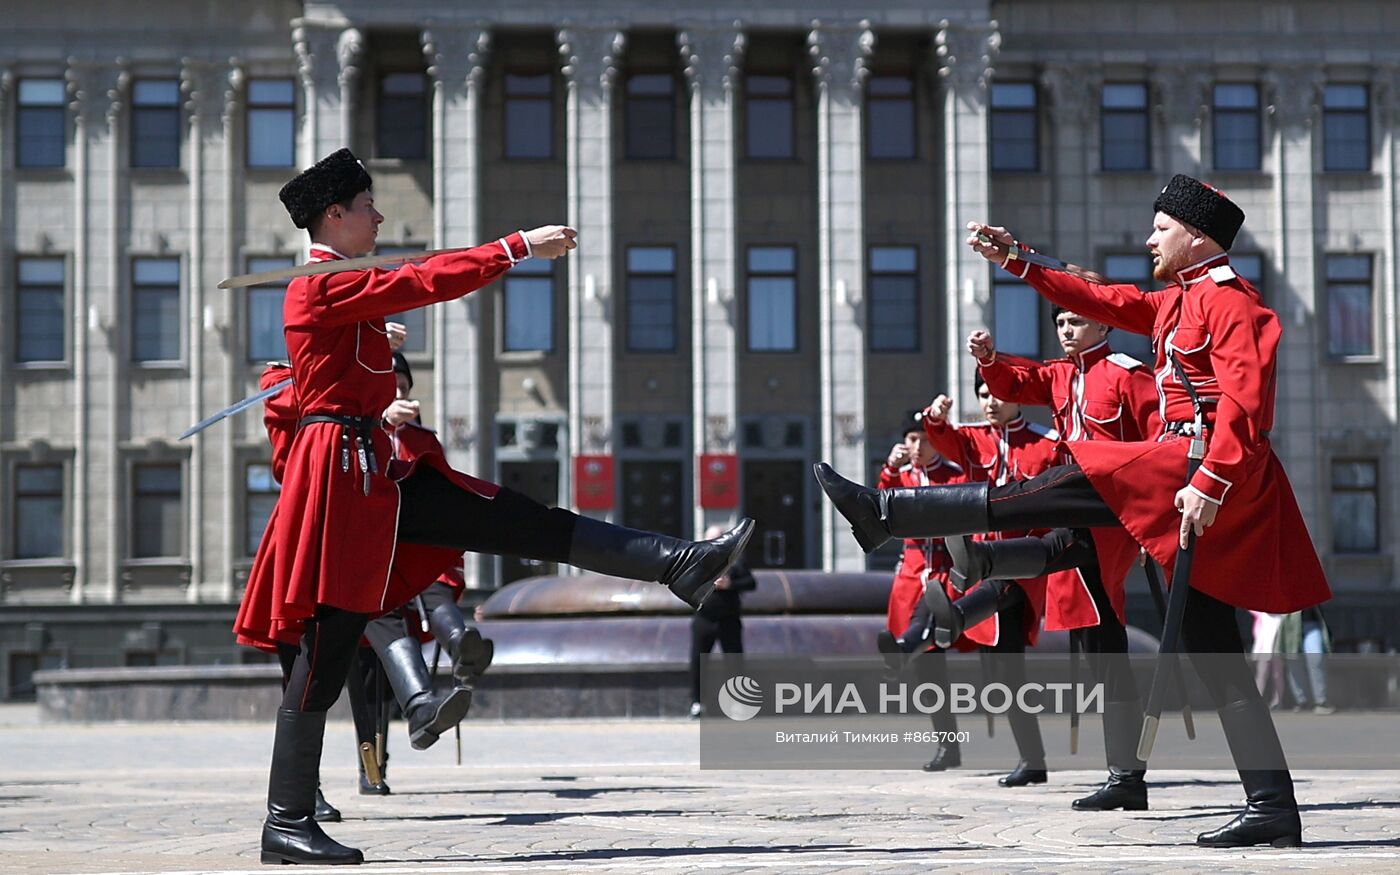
[988,464,1259,709]
[1043,529,1139,704]
[913,646,960,738]
[690,613,744,703]
[278,607,371,713]
[397,466,576,561]
[982,586,1045,768]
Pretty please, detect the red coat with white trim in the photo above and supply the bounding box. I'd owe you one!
[234,236,528,651]
[1007,253,1330,613]
[922,415,1060,647]
[877,456,965,643]
[977,342,1161,629]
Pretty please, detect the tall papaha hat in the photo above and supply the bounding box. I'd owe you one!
[278,148,373,229]
[1152,174,1245,250]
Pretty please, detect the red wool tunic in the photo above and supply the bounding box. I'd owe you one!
[922,416,1060,647]
[1006,253,1330,613]
[234,237,528,650]
[877,456,965,644]
[977,341,1161,629]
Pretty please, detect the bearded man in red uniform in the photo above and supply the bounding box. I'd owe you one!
[240,149,753,866]
[816,175,1329,848]
[938,311,1160,812]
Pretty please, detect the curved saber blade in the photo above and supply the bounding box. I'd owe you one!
[179,378,293,440]
[217,247,471,289]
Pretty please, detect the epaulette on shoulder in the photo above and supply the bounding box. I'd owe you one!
[1106,352,1144,370]
[1027,422,1060,441]
[1207,264,1237,284]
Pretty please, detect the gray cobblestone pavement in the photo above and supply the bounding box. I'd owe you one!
[0,705,1397,874]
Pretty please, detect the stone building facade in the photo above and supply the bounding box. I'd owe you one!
[1,0,1397,697]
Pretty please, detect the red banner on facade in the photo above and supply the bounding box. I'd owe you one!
[574,455,615,510]
[698,453,739,509]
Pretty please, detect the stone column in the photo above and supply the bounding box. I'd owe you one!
[558,26,625,521]
[1374,66,1400,572]
[219,63,244,602]
[678,23,745,538]
[1151,65,1208,175]
[935,20,1000,415]
[1039,64,1098,263]
[809,20,874,571]
[1266,65,1325,529]
[291,19,349,165]
[422,23,492,587]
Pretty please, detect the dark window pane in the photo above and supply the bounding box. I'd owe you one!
[992,279,1040,356]
[1323,85,1369,171]
[868,246,918,352]
[748,277,796,351]
[867,76,915,159]
[1099,254,1154,360]
[245,463,280,555]
[990,84,1038,171]
[504,259,553,351]
[377,73,427,160]
[14,464,63,558]
[1213,84,1260,171]
[1326,254,1372,357]
[746,75,793,159]
[247,79,295,168]
[17,79,66,168]
[132,258,180,362]
[626,246,676,352]
[246,257,292,362]
[133,464,182,558]
[625,74,674,159]
[748,247,795,273]
[131,80,180,168]
[1332,460,1378,553]
[505,74,552,159]
[16,257,65,362]
[1102,96,1149,172]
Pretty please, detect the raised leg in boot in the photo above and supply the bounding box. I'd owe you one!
[372,635,472,752]
[397,467,753,609]
[812,463,989,553]
[925,578,1026,650]
[423,583,494,685]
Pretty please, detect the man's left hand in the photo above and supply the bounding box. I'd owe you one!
[1174,487,1219,549]
[386,321,407,352]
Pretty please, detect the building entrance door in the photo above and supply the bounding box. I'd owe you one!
[621,460,685,537]
[497,460,561,585]
[741,460,806,568]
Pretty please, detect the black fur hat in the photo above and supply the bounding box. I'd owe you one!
[392,352,413,389]
[1151,174,1245,251]
[278,148,373,229]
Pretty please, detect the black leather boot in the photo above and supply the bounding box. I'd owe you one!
[568,516,755,608]
[261,708,364,865]
[925,578,1021,650]
[427,600,494,686]
[922,701,962,771]
[1073,699,1148,811]
[379,637,472,751]
[313,786,342,822]
[1197,698,1301,847]
[946,535,1051,593]
[1000,703,1048,787]
[813,463,989,553]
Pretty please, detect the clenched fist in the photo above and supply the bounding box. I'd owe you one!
[523,225,579,260]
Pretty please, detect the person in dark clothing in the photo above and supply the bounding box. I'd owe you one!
[690,524,757,717]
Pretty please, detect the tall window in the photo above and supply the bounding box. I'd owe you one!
[246,79,295,168]
[1325,254,1373,358]
[624,74,674,159]
[1323,84,1369,172]
[1101,83,1149,171]
[1332,459,1378,553]
[380,247,429,354]
[377,72,428,160]
[626,246,677,352]
[13,464,63,559]
[1230,252,1264,294]
[990,82,1037,171]
[991,273,1040,357]
[868,246,918,352]
[502,259,553,352]
[746,75,794,159]
[1213,83,1261,171]
[504,73,552,159]
[246,257,292,362]
[132,464,182,559]
[245,463,280,556]
[132,257,180,362]
[17,78,66,168]
[1101,254,1155,362]
[867,76,915,159]
[131,79,180,168]
[747,246,797,351]
[16,257,65,363]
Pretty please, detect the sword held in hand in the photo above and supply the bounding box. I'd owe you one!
[218,246,472,289]
[972,230,1110,284]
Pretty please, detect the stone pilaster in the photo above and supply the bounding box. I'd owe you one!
[1150,65,1208,174]
[809,19,874,571]
[559,26,625,520]
[1039,64,1099,264]
[291,18,346,164]
[678,22,745,538]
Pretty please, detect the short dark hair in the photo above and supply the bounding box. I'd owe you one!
[901,422,923,439]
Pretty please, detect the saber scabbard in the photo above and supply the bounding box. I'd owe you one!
[1144,560,1196,740]
[1068,633,1080,755]
[359,742,382,786]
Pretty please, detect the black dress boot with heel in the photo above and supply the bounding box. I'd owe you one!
[924,578,1025,650]
[262,708,363,865]
[427,600,494,686]
[1196,698,1302,847]
[1072,699,1148,811]
[568,516,755,608]
[813,463,988,553]
[1000,695,1048,787]
[313,786,341,822]
[379,637,473,751]
[946,535,1051,593]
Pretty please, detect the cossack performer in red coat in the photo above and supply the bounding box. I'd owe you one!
[954,312,1163,812]
[816,174,1327,849]
[917,380,1058,788]
[248,149,754,867]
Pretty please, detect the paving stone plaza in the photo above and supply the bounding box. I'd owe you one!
[1,706,1396,874]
